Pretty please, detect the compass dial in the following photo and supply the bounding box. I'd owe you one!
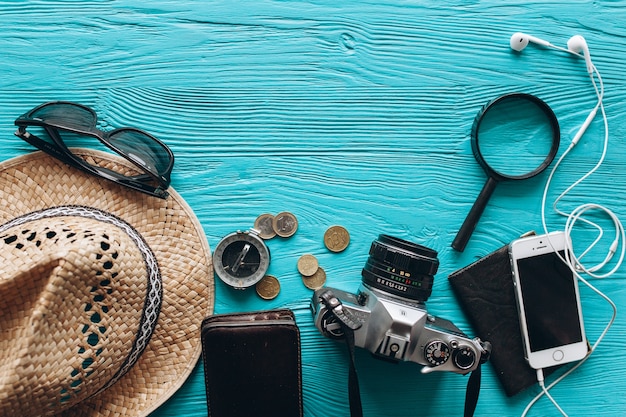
[213,231,270,289]
[424,340,451,367]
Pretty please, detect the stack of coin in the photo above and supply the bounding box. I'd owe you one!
[253,211,298,239]
[251,211,298,300]
[298,254,327,290]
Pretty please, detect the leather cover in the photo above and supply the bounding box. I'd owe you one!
[201,309,303,417]
[448,242,559,397]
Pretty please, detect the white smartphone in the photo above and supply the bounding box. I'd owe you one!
[509,231,587,370]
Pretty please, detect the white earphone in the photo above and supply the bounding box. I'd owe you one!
[509,32,553,51]
[510,31,593,73]
[510,32,597,144]
[510,33,625,417]
[567,35,593,74]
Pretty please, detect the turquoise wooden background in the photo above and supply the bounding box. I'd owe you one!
[1,1,625,416]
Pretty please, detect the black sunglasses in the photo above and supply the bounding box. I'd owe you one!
[14,101,174,199]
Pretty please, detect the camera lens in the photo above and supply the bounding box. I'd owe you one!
[361,234,438,302]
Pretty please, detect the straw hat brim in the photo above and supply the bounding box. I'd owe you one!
[0,149,214,417]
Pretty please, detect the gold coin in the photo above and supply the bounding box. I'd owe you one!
[255,275,280,300]
[273,211,298,238]
[302,267,326,290]
[297,254,319,276]
[324,225,350,252]
[253,213,276,239]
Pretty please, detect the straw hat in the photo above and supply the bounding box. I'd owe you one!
[0,149,214,417]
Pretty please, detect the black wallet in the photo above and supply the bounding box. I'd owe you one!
[201,309,303,417]
[448,239,560,397]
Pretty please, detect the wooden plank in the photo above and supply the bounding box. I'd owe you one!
[1,1,625,416]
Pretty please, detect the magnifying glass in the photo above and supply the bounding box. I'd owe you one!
[451,93,560,252]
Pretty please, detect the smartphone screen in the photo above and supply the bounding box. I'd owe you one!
[516,250,583,352]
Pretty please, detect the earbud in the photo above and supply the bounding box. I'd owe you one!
[509,32,552,51]
[565,34,596,143]
[509,32,599,146]
[567,35,593,74]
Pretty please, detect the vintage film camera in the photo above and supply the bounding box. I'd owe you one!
[311,234,491,374]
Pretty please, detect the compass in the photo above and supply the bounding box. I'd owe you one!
[213,230,271,289]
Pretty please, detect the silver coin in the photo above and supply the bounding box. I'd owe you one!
[273,211,298,238]
[254,213,276,239]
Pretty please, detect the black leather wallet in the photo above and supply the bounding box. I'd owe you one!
[201,309,303,417]
[448,239,559,397]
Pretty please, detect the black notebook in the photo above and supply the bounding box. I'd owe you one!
[448,241,559,397]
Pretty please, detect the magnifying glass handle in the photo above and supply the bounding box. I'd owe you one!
[452,176,498,252]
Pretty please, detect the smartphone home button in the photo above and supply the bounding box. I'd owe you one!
[553,350,565,362]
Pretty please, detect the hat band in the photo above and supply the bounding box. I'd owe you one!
[0,205,163,394]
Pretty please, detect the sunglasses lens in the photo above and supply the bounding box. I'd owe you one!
[109,129,172,182]
[30,103,96,131]
[17,101,173,197]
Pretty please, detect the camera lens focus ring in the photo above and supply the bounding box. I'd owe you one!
[361,235,439,303]
[362,259,433,294]
[361,268,433,301]
[369,235,439,276]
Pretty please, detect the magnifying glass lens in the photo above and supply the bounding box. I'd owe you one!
[477,97,556,177]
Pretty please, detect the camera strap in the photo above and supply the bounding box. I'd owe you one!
[464,364,482,417]
[344,327,364,417]
[318,290,364,417]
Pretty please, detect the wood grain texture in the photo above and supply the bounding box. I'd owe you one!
[1,0,626,416]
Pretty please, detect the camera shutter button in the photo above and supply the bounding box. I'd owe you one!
[452,346,476,370]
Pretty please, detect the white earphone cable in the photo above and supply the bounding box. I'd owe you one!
[521,44,624,416]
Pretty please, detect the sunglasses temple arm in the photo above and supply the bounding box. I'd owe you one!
[129,173,158,183]
[90,165,150,183]
[87,166,168,198]
[15,129,77,166]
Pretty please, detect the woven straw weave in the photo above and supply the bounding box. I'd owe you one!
[0,150,214,417]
